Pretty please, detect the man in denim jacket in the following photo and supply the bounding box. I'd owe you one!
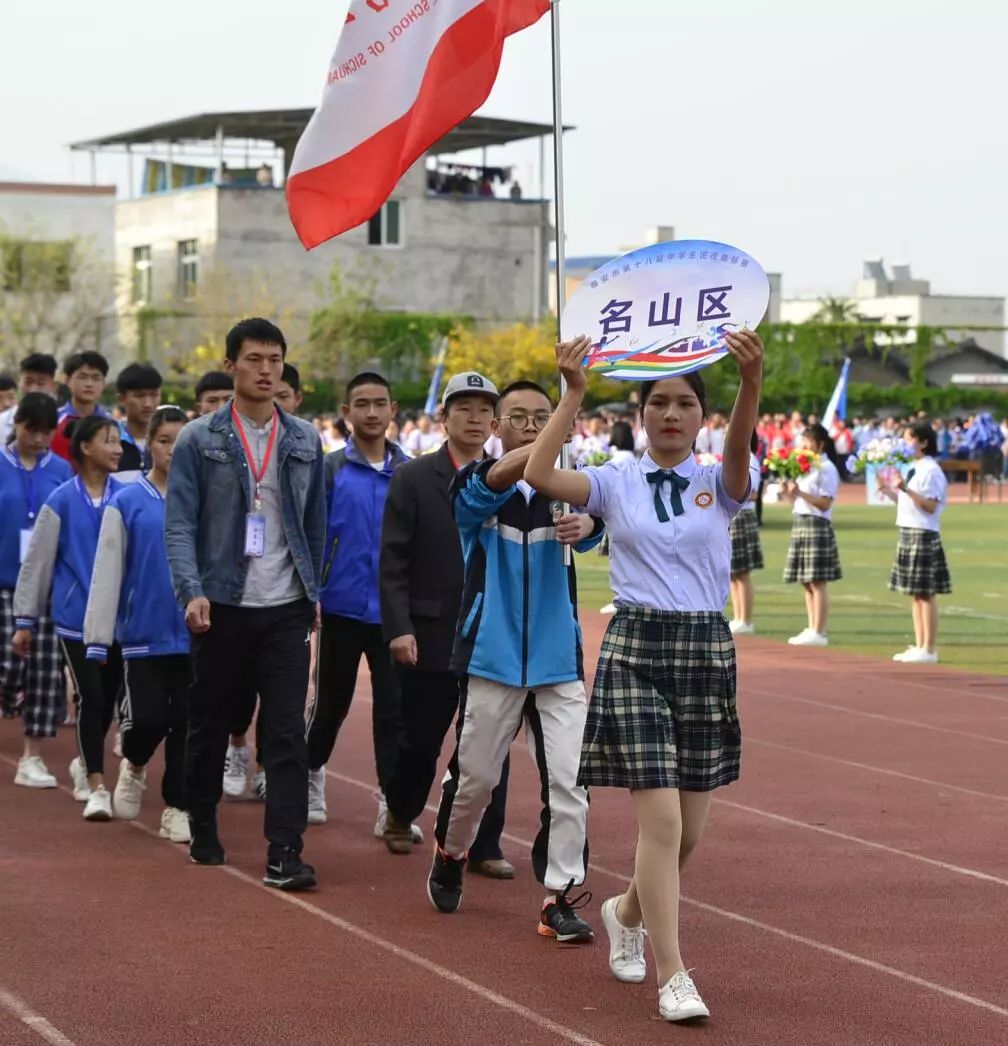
[165,317,325,890]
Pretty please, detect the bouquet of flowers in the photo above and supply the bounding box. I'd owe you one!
[763,447,820,481]
[695,452,722,466]
[845,437,913,475]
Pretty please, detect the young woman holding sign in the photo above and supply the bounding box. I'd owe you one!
[525,330,763,1024]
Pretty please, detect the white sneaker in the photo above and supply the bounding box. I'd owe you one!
[69,756,91,802]
[113,758,146,819]
[599,603,617,615]
[222,744,250,798]
[83,785,113,822]
[159,806,192,843]
[892,646,919,662]
[308,768,328,825]
[788,630,828,647]
[729,620,755,636]
[14,756,57,789]
[250,770,267,802]
[900,647,938,664]
[374,792,424,843]
[658,970,709,1022]
[600,896,646,983]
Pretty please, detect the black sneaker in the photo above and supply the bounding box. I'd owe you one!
[427,848,465,913]
[538,879,594,943]
[264,850,317,891]
[189,820,226,866]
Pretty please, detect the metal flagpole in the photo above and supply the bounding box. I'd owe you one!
[549,1,575,561]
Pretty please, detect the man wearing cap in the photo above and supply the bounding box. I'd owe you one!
[378,372,512,873]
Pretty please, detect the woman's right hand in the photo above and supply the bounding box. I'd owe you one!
[556,336,593,393]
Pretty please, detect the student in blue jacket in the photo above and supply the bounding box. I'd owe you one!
[427,380,603,943]
[84,407,191,843]
[0,394,73,789]
[305,372,416,837]
[14,415,123,821]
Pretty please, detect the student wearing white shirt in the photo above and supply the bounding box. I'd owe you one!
[525,330,764,1025]
[878,423,950,664]
[781,423,842,647]
[727,433,765,635]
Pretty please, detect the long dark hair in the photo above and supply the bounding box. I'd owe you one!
[804,422,841,471]
[908,421,938,457]
[67,415,119,465]
[149,405,188,439]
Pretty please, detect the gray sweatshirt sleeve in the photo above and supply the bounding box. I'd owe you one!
[84,506,126,658]
[13,505,61,629]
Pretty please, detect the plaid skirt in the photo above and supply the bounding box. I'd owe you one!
[888,528,952,596]
[729,510,764,575]
[580,607,741,791]
[0,589,66,738]
[783,515,842,584]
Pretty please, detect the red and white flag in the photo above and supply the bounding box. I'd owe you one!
[286,0,550,249]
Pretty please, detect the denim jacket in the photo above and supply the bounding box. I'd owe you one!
[164,403,326,607]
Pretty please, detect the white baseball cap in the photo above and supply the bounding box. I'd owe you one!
[441,371,499,407]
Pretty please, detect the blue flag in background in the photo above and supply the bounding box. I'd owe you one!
[424,338,448,416]
[822,357,851,429]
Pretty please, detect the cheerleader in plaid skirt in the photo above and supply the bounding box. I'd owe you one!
[878,422,950,665]
[782,423,842,647]
[525,330,765,1024]
[728,432,764,636]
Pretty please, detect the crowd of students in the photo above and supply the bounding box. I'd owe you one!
[0,318,951,1024]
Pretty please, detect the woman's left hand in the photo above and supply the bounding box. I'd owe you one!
[725,329,764,384]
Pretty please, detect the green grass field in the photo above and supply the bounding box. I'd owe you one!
[575,502,1008,676]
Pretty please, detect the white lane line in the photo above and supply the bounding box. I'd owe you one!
[747,687,1008,746]
[712,799,1008,887]
[327,768,1008,1021]
[0,986,77,1046]
[837,672,1008,705]
[745,736,1008,802]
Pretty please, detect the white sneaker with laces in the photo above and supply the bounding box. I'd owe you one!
[69,756,91,802]
[658,970,709,1022]
[15,756,57,789]
[308,767,328,825]
[159,806,192,843]
[892,646,919,662]
[789,630,828,647]
[900,647,938,664]
[729,620,755,636]
[222,744,250,798]
[83,785,113,822]
[250,770,267,802]
[374,792,424,842]
[113,759,146,819]
[600,896,646,983]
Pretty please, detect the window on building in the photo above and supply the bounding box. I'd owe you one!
[132,245,152,304]
[367,200,402,247]
[2,240,72,293]
[177,239,198,299]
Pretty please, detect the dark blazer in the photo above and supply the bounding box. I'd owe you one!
[379,443,465,672]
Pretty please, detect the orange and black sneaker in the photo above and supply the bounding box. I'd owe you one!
[538,879,594,943]
[427,847,465,913]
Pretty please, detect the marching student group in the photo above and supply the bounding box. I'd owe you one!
[1,318,952,1024]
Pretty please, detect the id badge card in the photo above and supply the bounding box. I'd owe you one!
[19,528,33,564]
[244,514,266,558]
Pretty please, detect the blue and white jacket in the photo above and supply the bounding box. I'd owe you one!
[14,475,121,640]
[84,475,189,661]
[319,438,410,623]
[0,449,73,591]
[449,459,604,688]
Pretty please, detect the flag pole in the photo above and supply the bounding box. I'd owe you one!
[549,0,573,561]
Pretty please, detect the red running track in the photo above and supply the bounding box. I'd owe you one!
[1,614,1006,1045]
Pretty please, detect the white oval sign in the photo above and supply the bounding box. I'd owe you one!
[560,239,770,381]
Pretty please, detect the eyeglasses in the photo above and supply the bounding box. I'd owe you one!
[503,412,552,431]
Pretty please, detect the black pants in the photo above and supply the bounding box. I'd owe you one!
[186,600,313,857]
[307,614,400,790]
[386,668,508,862]
[230,686,263,765]
[60,638,123,776]
[122,655,189,810]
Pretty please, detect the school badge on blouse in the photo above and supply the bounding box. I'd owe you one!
[561,240,770,381]
[694,491,714,509]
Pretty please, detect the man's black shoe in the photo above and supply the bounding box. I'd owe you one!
[538,879,594,943]
[189,820,226,866]
[264,850,317,891]
[427,848,465,913]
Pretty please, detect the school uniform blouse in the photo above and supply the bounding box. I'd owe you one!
[793,459,840,521]
[581,451,747,613]
[896,456,946,532]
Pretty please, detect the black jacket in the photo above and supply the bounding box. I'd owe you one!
[379,443,465,672]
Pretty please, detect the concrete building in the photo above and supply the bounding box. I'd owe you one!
[71,110,557,371]
[780,260,1006,358]
[0,181,118,364]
